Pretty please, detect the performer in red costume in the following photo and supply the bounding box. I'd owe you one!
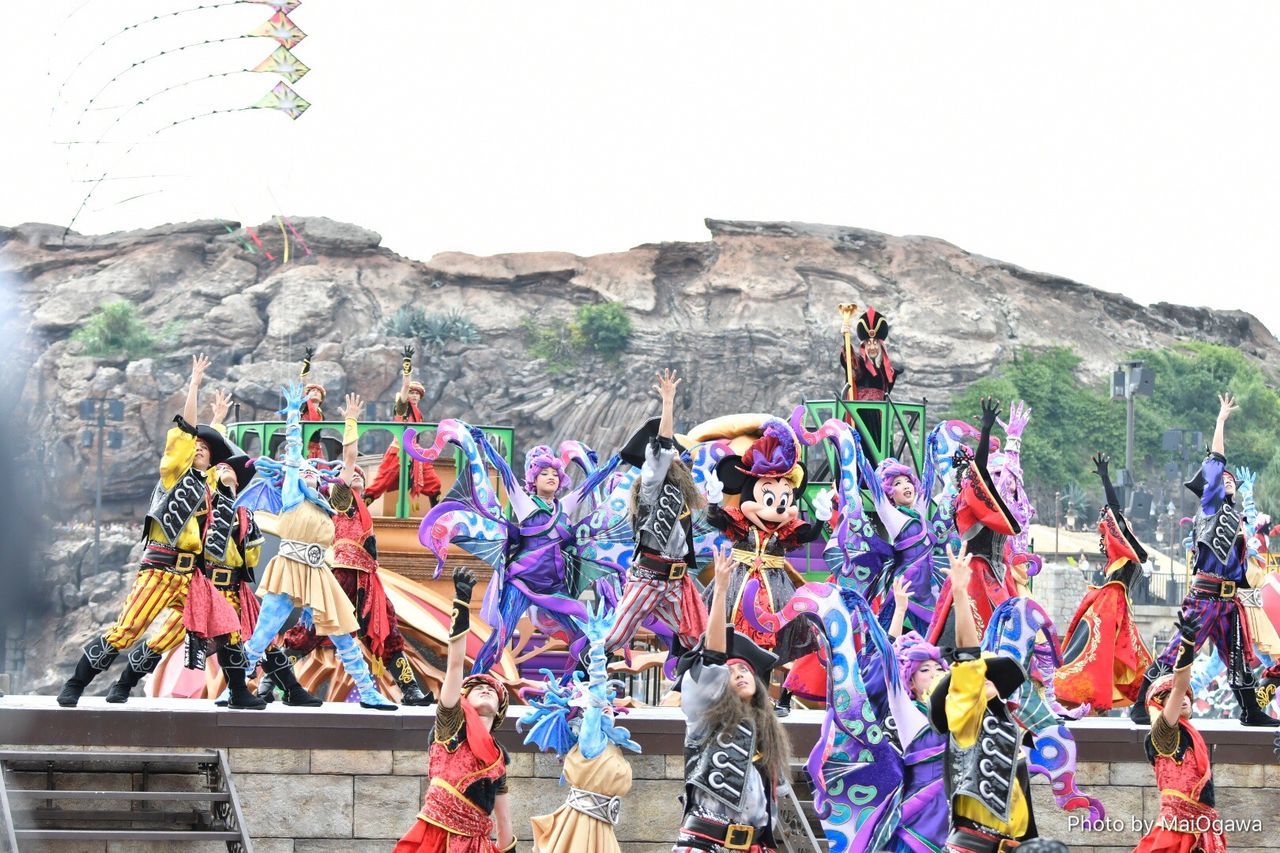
[839,306,900,402]
[1054,452,1154,712]
[1132,609,1226,853]
[394,567,515,853]
[299,346,327,460]
[362,346,442,507]
[276,393,434,706]
[927,398,1023,649]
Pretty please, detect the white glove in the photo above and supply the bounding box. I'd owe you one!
[704,470,724,505]
[811,488,835,522]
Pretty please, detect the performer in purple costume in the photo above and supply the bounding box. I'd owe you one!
[879,577,948,852]
[1132,392,1278,727]
[468,438,620,675]
[865,458,940,636]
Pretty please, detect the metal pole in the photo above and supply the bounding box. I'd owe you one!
[1054,491,1060,557]
[92,400,105,583]
[1124,365,1136,483]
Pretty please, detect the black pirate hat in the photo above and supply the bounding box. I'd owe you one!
[672,627,780,686]
[174,415,240,468]
[927,653,1026,734]
[620,416,691,468]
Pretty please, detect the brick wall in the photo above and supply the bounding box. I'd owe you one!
[7,744,1279,852]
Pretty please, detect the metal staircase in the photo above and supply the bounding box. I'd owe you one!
[777,760,828,852]
[0,749,252,851]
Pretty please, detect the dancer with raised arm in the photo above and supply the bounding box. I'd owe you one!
[672,545,791,853]
[1132,392,1278,727]
[394,568,515,853]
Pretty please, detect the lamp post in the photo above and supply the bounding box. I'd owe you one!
[79,398,124,584]
[1111,360,1154,506]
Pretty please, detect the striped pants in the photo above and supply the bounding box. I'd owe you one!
[603,577,688,654]
[102,568,193,653]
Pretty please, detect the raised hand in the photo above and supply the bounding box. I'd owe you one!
[303,345,316,362]
[1176,607,1201,645]
[402,345,415,360]
[892,576,913,609]
[653,368,681,401]
[401,345,414,376]
[453,567,478,603]
[1217,392,1238,422]
[1235,466,1257,492]
[712,543,734,590]
[1091,452,1110,479]
[190,353,211,382]
[947,542,973,593]
[999,400,1032,440]
[208,389,232,425]
[340,392,364,422]
[979,396,1001,429]
[811,487,835,522]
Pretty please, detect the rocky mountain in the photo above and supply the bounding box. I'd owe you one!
[2,215,1276,691]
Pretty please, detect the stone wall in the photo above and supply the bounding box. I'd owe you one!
[7,743,1279,852]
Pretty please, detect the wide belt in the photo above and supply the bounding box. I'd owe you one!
[1192,573,1238,600]
[203,561,240,589]
[140,544,202,574]
[678,815,757,850]
[946,821,1019,852]
[630,551,688,581]
[279,538,328,568]
[565,787,622,826]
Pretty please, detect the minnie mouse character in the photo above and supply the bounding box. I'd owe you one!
[704,419,824,671]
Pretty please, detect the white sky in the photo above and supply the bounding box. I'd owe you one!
[3,2,1278,335]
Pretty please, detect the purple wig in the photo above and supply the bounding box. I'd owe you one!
[876,458,921,500]
[894,630,948,694]
[524,445,571,497]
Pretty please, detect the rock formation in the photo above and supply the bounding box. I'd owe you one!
[2,215,1276,691]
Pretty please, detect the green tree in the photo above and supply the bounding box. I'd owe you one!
[574,302,632,359]
[944,342,1280,523]
[72,301,162,359]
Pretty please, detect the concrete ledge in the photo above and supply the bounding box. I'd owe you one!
[1,695,1275,764]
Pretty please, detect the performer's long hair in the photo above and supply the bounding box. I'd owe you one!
[628,458,706,531]
[700,674,792,786]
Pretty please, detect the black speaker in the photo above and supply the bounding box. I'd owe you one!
[1127,489,1153,520]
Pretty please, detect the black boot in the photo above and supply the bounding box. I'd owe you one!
[388,650,434,706]
[218,645,267,711]
[57,637,120,707]
[1233,686,1280,727]
[775,688,794,718]
[254,669,278,704]
[262,648,323,707]
[1129,664,1164,726]
[105,644,162,703]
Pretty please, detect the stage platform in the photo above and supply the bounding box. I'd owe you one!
[0,694,1274,761]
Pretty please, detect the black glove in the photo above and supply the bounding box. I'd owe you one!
[401,345,414,376]
[453,567,477,603]
[304,345,316,361]
[173,414,198,436]
[979,396,1000,430]
[1092,452,1110,479]
[1174,608,1201,669]
[450,568,476,639]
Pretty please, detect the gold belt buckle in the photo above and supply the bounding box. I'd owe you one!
[723,824,754,850]
[1220,580,1236,598]
[667,561,687,581]
[210,567,234,587]
[174,552,197,571]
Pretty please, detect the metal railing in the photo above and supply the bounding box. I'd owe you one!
[224,420,516,519]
